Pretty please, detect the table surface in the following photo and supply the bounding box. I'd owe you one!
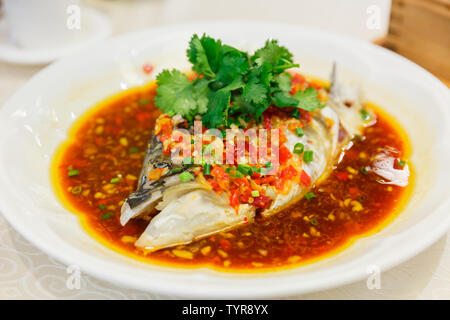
[0,0,449,300]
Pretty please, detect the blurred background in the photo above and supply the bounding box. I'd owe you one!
[0,0,448,107]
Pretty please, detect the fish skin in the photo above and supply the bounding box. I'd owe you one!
[120,133,190,226]
[261,105,339,217]
[121,65,364,251]
[135,188,255,250]
[328,63,365,136]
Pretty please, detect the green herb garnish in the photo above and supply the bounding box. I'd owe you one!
[202,144,213,155]
[296,127,304,137]
[182,156,193,166]
[225,167,243,178]
[291,108,301,119]
[98,203,107,210]
[360,109,371,121]
[71,186,82,195]
[179,171,195,182]
[293,143,304,154]
[303,150,314,163]
[203,163,211,175]
[129,147,139,153]
[359,166,370,175]
[68,169,79,177]
[237,164,253,176]
[305,192,316,200]
[153,34,323,128]
[398,160,406,168]
[110,177,120,183]
[292,87,324,111]
[309,217,319,225]
[171,167,182,174]
[101,213,114,220]
[251,190,260,197]
[138,98,149,106]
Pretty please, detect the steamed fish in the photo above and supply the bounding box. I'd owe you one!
[120,65,367,251]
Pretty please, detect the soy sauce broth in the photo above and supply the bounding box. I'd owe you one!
[52,81,412,271]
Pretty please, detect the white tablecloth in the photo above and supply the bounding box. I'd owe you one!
[0,0,449,300]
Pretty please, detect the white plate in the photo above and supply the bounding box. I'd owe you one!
[0,7,112,65]
[0,22,449,299]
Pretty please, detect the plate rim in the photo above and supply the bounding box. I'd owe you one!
[1,20,450,298]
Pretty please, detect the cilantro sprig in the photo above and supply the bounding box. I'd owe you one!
[154,34,324,128]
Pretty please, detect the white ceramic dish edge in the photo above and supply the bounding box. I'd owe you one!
[0,21,450,299]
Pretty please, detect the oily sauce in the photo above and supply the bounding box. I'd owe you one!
[52,83,411,271]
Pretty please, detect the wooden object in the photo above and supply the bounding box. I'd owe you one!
[384,0,450,86]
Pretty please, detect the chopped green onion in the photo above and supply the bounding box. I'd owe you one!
[68,169,79,177]
[359,166,370,175]
[182,156,192,166]
[129,147,139,153]
[171,167,182,174]
[225,167,243,178]
[293,143,304,154]
[237,164,253,176]
[303,150,314,163]
[167,110,175,117]
[202,144,212,153]
[255,161,274,175]
[98,203,107,210]
[295,127,304,137]
[71,186,82,195]
[179,171,194,182]
[360,109,371,121]
[291,108,301,119]
[305,192,316,200]
[251,190,260,197]
[398,160,406,168]
[110,177,120,183]
[203,163,211,175]
[101,212,114,220]
[138,98,149,106]
[310,217,319,225]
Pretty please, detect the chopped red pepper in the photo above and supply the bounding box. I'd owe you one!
[302,111,312,123]
[142,63,154,75]
[300,170,311,186]
[252,195,271,209]
[280,165,298,179]
[308,82,322,90]
[348,187,361,197]
[219,238,232,251]
[334,171,349,181]
[279,145,292,165]
[230,188,239,208]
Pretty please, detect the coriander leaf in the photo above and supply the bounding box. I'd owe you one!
[272,91,299,107]
[242,80,268,105]
[252,40,298,73]
[291,108,301,119]
[155,35,303,128]
[248,62,273,88]
[293,87,323,111]
[213,49,249,89]
[154,69,210,121]
[220,76,244,91]
[202,90,231,128]
[187,34,221,77]
[273,73,292,93]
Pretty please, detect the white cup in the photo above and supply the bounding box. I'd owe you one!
[2,0,81,50]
